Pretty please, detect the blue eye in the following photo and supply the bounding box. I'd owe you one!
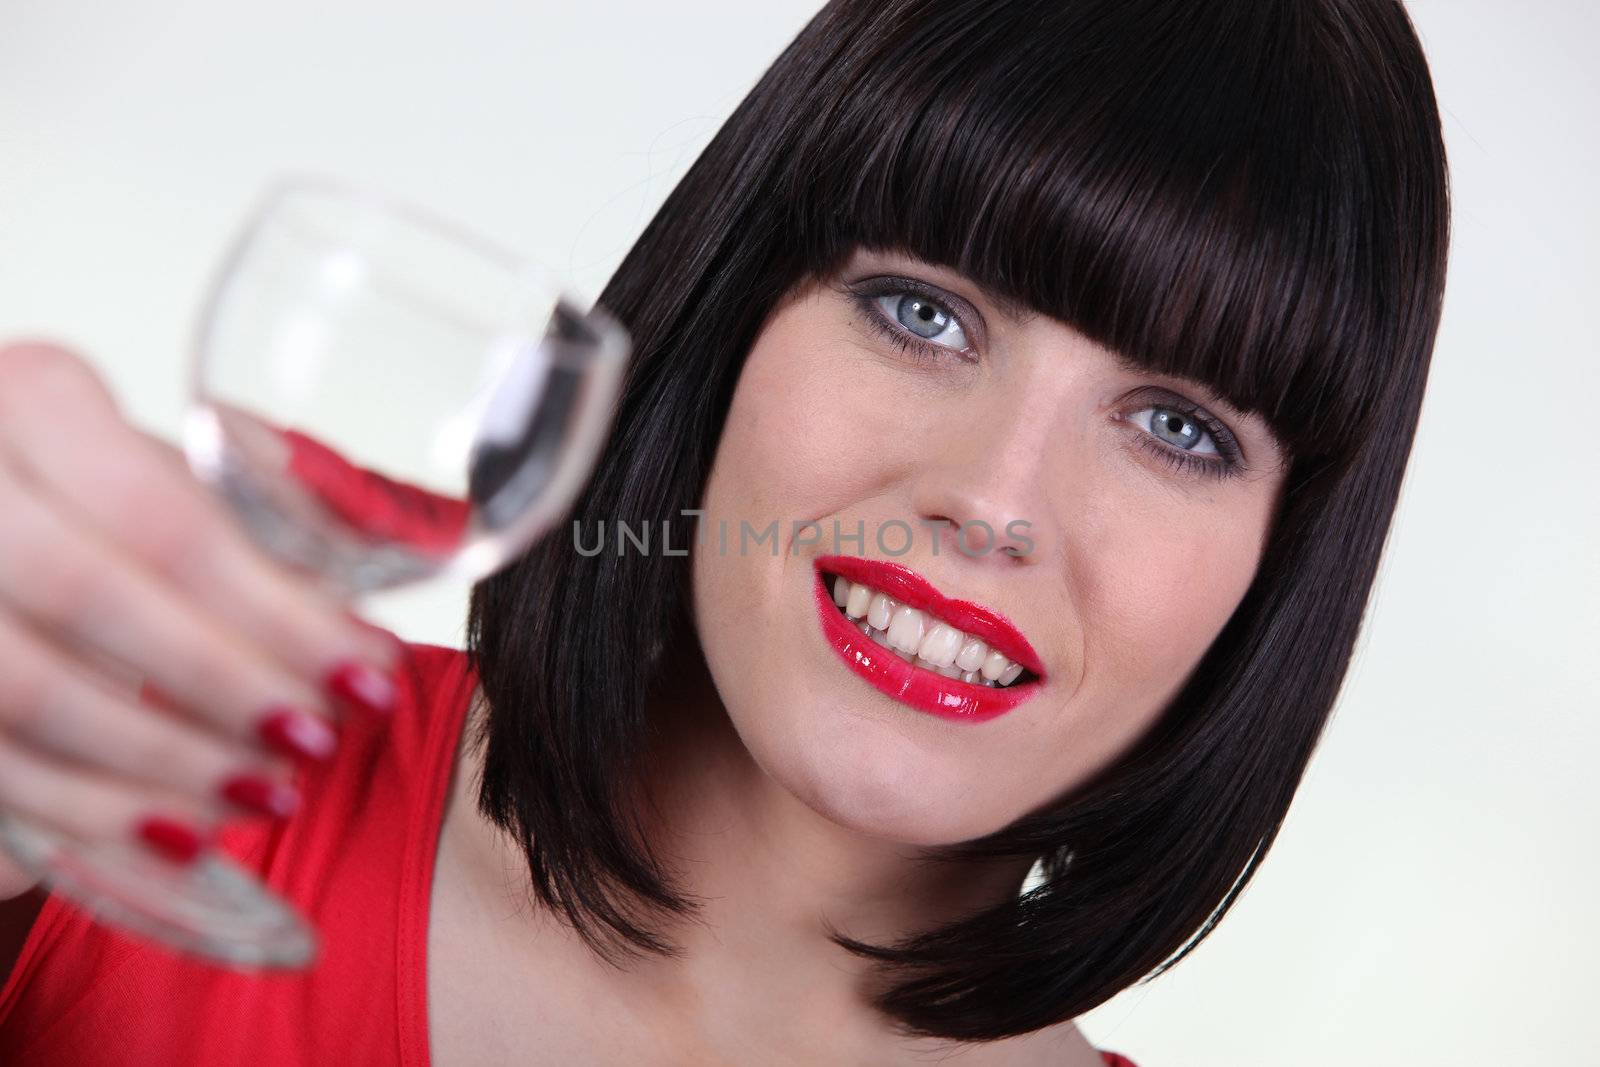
[873,292,970,351]
[1131,406,1221,457]
[1123,401,1245,481]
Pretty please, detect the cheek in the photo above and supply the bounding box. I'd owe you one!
[715,327,887,517]
[690,326,845,699]
[1067,501,1266,755]
[948,508,1260,821]
[694,327,884,625]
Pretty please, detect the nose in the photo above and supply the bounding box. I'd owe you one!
[912,491,1039,563]
[906,424,1053,567]
[902,338,1086,568]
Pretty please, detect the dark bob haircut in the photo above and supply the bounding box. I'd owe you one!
[466,0,1450,1043]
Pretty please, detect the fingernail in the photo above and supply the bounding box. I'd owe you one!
[136,815,206,865]
[323,660,398,717]
[220,774,301,819]
[256,705,338,762]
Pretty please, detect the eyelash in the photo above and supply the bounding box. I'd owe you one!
[845,279,1246,481]
[1126,406,1243,482]
[848,278,977,362]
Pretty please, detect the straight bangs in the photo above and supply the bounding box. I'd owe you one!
[775,0,1430,473]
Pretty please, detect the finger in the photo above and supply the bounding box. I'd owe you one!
[0,610,301,821]
[0,465,344,761]
[0,341,402,699]
[0,737,218,867]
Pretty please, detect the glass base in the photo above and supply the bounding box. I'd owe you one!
[0,814,317,970]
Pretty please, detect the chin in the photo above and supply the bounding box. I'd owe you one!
[744,697,1018,847]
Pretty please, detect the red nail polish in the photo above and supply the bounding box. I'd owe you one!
[137,816,205,865]
[220,774,301,819]
[256,706,338,762]
[323,660,398,717]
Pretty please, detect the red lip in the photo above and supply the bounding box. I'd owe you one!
[814,555,1046,678]
[810,558,1045,724]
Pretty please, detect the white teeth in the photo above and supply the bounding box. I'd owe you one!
[954,636,988,672]
[867,591,896,631]
[980,649,1010,681]
[827,574,1028,687]
[916,622,962,667]
[914,656,962,679]
[887,605,926,653]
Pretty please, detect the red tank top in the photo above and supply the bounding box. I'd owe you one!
[0,640,1139,1066]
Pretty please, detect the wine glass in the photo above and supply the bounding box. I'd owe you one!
[0,177,629,969]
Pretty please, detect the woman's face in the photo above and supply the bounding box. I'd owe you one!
[690,246,1288,846]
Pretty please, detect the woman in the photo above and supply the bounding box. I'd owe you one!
[0,0,1450,1062]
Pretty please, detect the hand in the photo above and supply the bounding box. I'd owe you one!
[0,340,403,897]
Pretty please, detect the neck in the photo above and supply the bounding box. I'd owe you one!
[636,653,1037,954]
[605,650,1041,1054]
[447,652,1091,1063]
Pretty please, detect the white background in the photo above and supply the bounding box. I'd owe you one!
[2,2,1595,1063]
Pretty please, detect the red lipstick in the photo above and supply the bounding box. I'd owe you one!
[815,555,1045,677]
[810,556,1046,724]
